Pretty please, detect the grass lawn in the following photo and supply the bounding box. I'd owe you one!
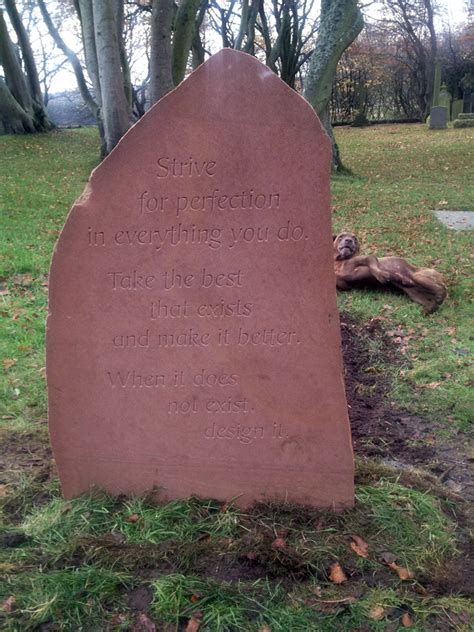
[0,125,473,630]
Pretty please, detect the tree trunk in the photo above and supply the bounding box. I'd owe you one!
[38,0,100,121]
[191,0,208,69]
[0,79,35,133]
[92,0,131,154]
[76,0,106,154]
[304,0,363,170]
[172,0,202,85]
[0,6,52,134]
[113,0,133,109]
[150,0,175,104]
[4,0,43,103]
[77,0,102,104]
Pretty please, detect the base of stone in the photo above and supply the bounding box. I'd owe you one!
[453,118,474,128]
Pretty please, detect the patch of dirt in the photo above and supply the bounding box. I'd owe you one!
[0,428,54,484]
[0,428,55,520]
[340,313,474,503]
[125,585,153,611]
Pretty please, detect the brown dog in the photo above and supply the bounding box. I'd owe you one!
[333,232,447,313]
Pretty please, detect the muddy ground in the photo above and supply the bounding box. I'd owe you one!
[340,313,473,503]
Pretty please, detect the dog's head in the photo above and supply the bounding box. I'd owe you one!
[333,232,360,260]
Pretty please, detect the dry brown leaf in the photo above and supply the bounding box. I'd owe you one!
[416,382,441,389]
[1,596,16,612]
[314,597,357,605]
[272,537,286,549]
[190,593,201,604]
[0,288,10,296]
[127,513,140,523]
[2,358,17,370]
[402,612,413,627]
[61,501,73,514]
[12,273,33,287]
[350,535,369,558]
[328,562,347,584]
[388,562,414,580]
[134,612,156,632]
[0,484,10,498]
[185,617,201,632]
[258,626,272,632]
[368,606,385,620]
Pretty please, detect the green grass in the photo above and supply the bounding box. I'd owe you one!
[1,125,473,630]
[0,129,99,429]
[332,124,473,427]
[1,476,468,631]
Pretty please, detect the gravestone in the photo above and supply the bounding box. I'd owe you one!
[47,49,354,508]
[429,106,448,129]
[451,99,463,122]
[438,84,451,120]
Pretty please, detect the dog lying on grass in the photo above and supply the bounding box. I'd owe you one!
[333,232,447,313]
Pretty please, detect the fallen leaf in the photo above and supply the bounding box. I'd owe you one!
[329,562,347,584]
[0,563,16,572]
[272,537,286,549]
[2,358,17,370]
[185,617,201,632]
[61,502,73,514]
[12,273,33,287]
[0,485,9,498]
[368,606,385,620]
[314,596,357,604]
[402,612,413,627]
[190,593,201,604]
[388,562,414,580]
[350,535,369,558]
[258,626,272,632]
[1,596,16,612]
[127,513,140,523]
[416,382,441,389]
[0,288,10,296]
[134,612,156,632]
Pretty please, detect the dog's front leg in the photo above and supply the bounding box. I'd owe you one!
[361,256,391,284]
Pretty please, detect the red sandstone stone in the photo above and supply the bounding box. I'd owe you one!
[47,49,354,507]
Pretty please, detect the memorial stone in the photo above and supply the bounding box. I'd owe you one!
[451,99,463,122]
[47,49,354,508]
[438,84,451,120]
[429,106,448,129]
